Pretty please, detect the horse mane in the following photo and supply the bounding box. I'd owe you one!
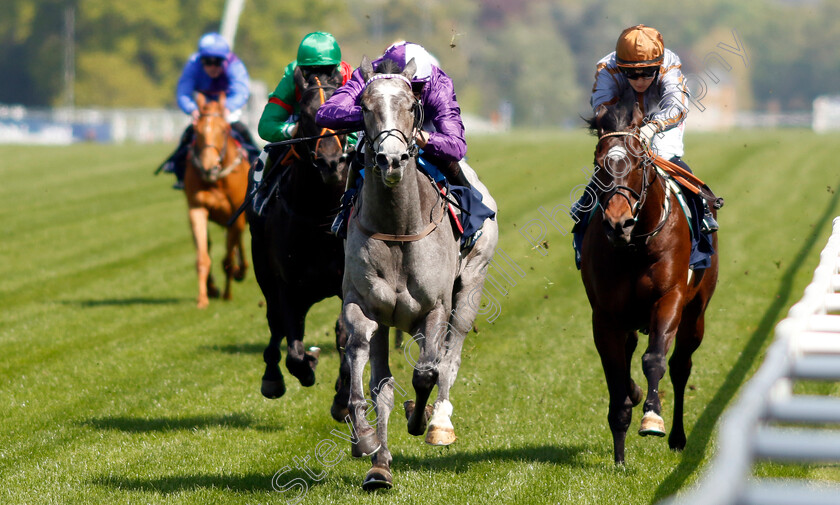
[375,58,402,75]
[585,99,636,136]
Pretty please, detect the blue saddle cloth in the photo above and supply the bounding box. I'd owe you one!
[572,182,714,271]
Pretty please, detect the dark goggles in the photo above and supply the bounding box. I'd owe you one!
[621,66,658,80]
[201,56,224,67]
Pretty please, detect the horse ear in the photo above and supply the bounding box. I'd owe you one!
[217,91,226,110]
[631,102,644,128]
[195,92,207,109]
[403,58,417,80]
[594,104,608,136]
[360,56,373,82]
[294,65,306,91]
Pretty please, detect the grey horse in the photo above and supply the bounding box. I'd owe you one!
[341,56,499,490]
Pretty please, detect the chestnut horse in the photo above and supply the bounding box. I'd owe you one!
[185,92,249,308]
[580,102,718,464]
[247,66,351,420]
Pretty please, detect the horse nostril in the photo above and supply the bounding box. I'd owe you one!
[622,219,635,230]
[375,153,388,166]
[400,153,409,163]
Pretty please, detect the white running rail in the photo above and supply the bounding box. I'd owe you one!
[661,216,840,505]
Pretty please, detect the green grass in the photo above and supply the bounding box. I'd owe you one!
[1,129,839,504]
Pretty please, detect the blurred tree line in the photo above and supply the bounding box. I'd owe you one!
[1,0,836,126]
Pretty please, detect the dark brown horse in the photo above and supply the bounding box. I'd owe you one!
[580,102,718,464]
[247,66,351,420]
[185,92,249,308]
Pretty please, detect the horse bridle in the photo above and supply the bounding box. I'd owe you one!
[190,111,243,182]
[596,131,670,241]
[361,74,423,169]
[297,77,349,167]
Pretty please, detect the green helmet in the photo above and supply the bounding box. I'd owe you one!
[296,32,341,67]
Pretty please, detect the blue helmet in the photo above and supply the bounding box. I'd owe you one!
[198,32,230,59]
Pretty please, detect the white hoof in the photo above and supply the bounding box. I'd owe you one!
[639,411,666,437]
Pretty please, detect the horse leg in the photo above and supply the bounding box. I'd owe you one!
[626,331,643,407]
[233,214,248,282]
[221,225,241,301]
[206,235,220,298]
[343,300,381,457]
[363,326,395,490]
[639,291,685,438]
[594,316,635,464]
[668,305,705,451]
[284,299,319,388]
[405,305,448,437]
[188,207,212,309]
[331,316,351,422]
[250,230,287,399]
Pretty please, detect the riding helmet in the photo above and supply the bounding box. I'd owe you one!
[198,32,231,59]
[615,25,664,68]
[297,32,342,67]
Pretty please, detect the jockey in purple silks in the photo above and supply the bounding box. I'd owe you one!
[160,32,258,189]
[316,41,486,242]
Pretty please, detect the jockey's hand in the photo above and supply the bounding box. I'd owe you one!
[415,130,429,148]
[280,122,298,140]
[639,122,658,150]
[190,109,200,124]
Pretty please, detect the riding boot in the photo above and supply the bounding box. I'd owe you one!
[442,161,472,189]
[330,153,363,238]
[570,179,598,233]
[701,200,719,233]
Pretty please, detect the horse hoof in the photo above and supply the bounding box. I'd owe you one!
[351,430,381,458]
[196,298,209,309]
[261,378,286,399]
[639,412,666,437]
[425,425,457,446]
[362,467,393,491]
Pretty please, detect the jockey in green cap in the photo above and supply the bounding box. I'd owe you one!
[258,32,354,142]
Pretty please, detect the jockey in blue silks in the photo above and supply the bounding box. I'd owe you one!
[160,32,258,189]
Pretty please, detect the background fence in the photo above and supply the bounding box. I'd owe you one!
[661,217,840,505]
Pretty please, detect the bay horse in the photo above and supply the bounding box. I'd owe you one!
[580,101,718,464]
[185,92,249,309]
[341,57,498,490]
[247,65,352,421]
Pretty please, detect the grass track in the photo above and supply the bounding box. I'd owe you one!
[1,130,839,504]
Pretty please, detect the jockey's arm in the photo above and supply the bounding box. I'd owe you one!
[421,76,466,162]
[224,58,251,114]
[648,61,689,133]
[315,68,366,131]
[176,58,201,115]
[258,63,298,142]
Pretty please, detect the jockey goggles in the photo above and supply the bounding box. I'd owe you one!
[201,56,224,67]
[621,66,658,80]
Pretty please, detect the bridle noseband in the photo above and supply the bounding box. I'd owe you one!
[596,131,669,241]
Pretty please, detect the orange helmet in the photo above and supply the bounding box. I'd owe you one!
[615,25,664,68]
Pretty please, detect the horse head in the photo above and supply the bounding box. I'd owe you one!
[192,92,233,183]
[359,55,419,188]
[294,66,348,186]
[589,102,653,246]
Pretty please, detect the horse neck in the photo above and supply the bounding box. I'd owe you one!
[283,159,344,213]
[359,160,435,235]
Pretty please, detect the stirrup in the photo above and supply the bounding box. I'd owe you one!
[701,214,719,233]
[461,229,483,251]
